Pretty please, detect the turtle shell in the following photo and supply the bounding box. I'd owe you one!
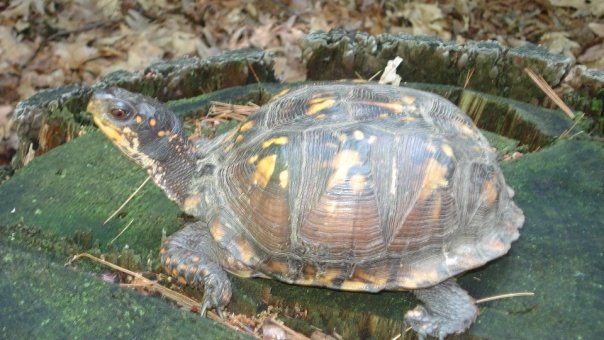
[198,83,524,291]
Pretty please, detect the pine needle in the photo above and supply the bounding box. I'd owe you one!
[476,291,535,304]
[524,68,575,119]
[108,219,134,245]
[104,176,151,224]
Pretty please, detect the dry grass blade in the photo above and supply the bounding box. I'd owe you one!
[559,112,585,139]
[104,176,151,224]
[475,291,535,304]
[524,68,575,119]
[108,219,134,245]
[464,68,475,89]
[67,253,254,336]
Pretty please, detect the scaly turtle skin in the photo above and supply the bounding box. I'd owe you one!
[88,83,524,339]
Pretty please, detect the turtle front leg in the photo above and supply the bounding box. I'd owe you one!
[160,221,232,317]
[404,279,478,340]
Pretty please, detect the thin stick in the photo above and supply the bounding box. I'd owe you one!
[524,68,575,119]
[66,253,247,334]
[108,219,134,245]
[104,176,151,224]
[476,292,534,304]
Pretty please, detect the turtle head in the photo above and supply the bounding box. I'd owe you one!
[88,87,198,207]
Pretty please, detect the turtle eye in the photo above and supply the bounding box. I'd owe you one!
[110,108,129,120]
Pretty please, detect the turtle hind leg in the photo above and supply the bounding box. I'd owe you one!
[160,221,232,317]
[404,279,478,340]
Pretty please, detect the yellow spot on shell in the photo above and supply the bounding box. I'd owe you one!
[191,256,200,263]
[178,276,187,284]
[353,130,365,140]
[349,174,366,193]
[252,154,277,188]
[318,268,342,287]
[441,144,454,157]
[379,113,389,119]
[239,120,254,132]
[420,159,449,199]
[235,135,243,143]
[368,136,377,144]
[306,98,336,115]
[315,114,326,120]
[149,118,157,127]
[279,170,288,188]
[224,143,234,153]
[371,101,404,114]
[483,176,498,207]
[275,88,290,98]
[135,115,143,124]
[402,95,416,104]
[340,281,367,291]
[247,154,258,164]
[267,260,288,274]
[157,130,167,138]
[261,136,288,149]
[327,150,362,190]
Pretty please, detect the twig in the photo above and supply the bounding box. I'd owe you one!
[66,253,249,335]
[476,291,534,304]
[104,176,151,224]
[524,68,575,119]
[108,219,134,245]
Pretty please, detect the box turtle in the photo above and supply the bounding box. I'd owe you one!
[88,83,524,339]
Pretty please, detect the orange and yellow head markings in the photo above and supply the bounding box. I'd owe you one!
[306,97,336,115]
[252,154,277,188]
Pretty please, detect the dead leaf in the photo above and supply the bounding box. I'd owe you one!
[0,26,34,68]
[588,23,604,38]
[539,32,580,58]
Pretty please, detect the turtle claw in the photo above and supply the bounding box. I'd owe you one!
[198,269,232,318]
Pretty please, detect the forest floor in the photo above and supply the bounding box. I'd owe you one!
[0,0,603,163]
